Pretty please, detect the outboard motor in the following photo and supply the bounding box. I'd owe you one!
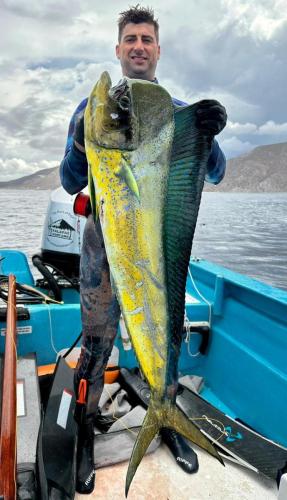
[39,187,88,278]
[32,187,92,300]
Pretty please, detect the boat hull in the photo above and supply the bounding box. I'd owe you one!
[0,249,287,448]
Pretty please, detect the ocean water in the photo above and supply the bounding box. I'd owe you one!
[0,189,286,291]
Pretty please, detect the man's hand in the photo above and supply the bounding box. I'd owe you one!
[73,110,85,153]
[195,100,227,136]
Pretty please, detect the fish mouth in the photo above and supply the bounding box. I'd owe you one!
[85,72,139,150]
[109,78,131,112]
[107,78,137,146]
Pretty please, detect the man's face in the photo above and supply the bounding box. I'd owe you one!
[116,22,160,81]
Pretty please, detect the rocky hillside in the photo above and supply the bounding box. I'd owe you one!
[205,141,287,192]
[0,141,286,192]
[0,166,61,190]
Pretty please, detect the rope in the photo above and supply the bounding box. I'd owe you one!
[188,264,212,326]
[100,384,139,437]
[45,302,58,356]
[0,275,63,305]
[184,263,213,357]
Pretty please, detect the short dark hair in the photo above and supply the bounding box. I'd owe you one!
[118,5,159,42]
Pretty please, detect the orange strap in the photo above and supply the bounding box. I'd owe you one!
[76,378,87,404]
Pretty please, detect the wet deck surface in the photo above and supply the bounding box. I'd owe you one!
[76,442,277,500]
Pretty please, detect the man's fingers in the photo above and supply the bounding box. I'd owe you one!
[196,99,222,108]
[196,108,226,120]
[195,99,227,135]
[197,119,223,133]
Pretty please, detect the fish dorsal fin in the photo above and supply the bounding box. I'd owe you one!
[164,103,213,384]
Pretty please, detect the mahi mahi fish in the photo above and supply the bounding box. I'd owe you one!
[84,71,223,495]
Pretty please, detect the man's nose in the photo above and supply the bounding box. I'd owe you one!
[133,37,144,51]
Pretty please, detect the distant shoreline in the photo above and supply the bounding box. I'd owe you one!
[0,187,286,194]
[1,140,286,192]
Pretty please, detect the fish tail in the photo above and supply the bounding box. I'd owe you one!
[125,403,159,497]
[125,397,224,496]
[165,402,224,465]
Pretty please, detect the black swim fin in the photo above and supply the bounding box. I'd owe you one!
[37,357,77,499]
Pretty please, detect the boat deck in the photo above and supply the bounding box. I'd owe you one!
[76,442,277,500]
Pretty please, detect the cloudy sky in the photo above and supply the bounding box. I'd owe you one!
[0,0,286,181]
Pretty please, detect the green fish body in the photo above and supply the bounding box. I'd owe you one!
[85,72,223,495]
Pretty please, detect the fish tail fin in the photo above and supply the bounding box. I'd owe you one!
[164,402,224,465]
[125,404,159,497]
[125,398,224,496]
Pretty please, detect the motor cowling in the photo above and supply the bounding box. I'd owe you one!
[40,187,88,278]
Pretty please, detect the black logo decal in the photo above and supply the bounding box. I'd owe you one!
[48,219,75,240]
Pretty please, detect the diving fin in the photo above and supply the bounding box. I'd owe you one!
[37,357,77,499]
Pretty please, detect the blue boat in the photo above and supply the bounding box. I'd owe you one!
[0,242,286,499]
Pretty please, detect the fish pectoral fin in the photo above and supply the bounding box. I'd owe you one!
[116,163,140,201]
[126,398,224,496]
[88,169,98,220]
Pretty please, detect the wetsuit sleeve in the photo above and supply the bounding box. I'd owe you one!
[59,99,89,195]
[205,139,226,185]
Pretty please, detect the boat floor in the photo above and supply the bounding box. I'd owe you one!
[75,442,277,500]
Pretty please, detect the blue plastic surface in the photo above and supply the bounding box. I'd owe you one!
[0,249,34,285]
[1,251,287,447]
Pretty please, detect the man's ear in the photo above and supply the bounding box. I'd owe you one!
[115,44,120,60]
[157,45,161,60]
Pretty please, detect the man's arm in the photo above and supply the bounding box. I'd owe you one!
[61,95,227,193]
[206,139,226,185]
[59,99,89,195]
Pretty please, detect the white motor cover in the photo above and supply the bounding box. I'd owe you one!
[41,186,87,256]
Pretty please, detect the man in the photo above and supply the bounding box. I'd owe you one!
[60,5,227,494]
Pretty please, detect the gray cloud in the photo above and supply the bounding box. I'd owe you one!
[159,9,287,124]
[0,0,286,180]
[1,0,81,22]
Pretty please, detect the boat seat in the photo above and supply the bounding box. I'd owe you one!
[0,250,34,286]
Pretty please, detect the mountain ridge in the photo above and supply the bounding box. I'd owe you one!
[0,141,286,192]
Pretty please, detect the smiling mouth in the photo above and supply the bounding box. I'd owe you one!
[131,56,147,61]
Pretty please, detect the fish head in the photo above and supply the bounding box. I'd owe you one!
[85,71,138,151]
